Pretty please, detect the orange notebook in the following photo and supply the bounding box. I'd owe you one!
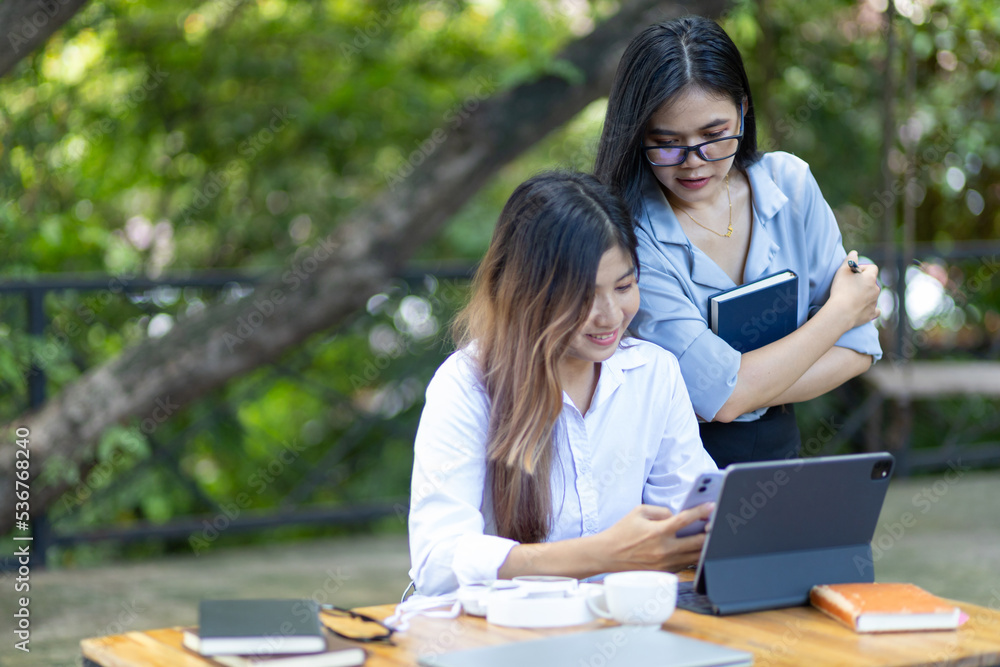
[810,583,961,633]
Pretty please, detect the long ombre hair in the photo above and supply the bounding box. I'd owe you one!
[453,172,639,544]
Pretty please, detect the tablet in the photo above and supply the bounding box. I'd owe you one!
[685,452,894,615]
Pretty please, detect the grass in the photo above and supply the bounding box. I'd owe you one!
[2,471,998,666]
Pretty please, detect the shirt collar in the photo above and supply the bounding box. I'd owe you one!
[746,159,788,222]
[742,161,787,281]
[577,340,650,413]
[639,171,730,290]
[639,162,790,289]
[640,169,688,247]
[641,162,789,239]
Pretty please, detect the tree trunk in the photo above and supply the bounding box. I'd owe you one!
[0,0,729,535]
[0,0,92,79]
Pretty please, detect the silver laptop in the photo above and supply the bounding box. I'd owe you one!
[679,452,894,615]
[418,626,753,667]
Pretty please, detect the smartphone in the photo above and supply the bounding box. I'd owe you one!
[675,472,723,538]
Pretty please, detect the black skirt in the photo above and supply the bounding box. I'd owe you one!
[698,404,801,469]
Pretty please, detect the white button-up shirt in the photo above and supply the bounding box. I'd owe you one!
[407,339,717,595]
[633,151,883,422]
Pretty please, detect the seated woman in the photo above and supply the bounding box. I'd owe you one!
[407,171,718,596]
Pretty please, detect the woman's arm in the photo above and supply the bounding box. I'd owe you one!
[713,253,879,423]
[764,345,871,407]
[497,503,714,580]
[501,346,717,579]
[409,354,522,596]
[412,348,719,592]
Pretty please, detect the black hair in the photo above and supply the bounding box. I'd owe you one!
[594,16,762,218]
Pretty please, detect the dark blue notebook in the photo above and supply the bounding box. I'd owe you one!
[708,270,798,352]
[195,599,328,656]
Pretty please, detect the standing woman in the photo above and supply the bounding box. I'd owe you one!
[595,17,882,468]
[407,172,717,596]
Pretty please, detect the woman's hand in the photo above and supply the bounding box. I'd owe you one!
[497,503,714,580]
[827,251,881,330]
[596,503,714,573]
[718,251,881,420]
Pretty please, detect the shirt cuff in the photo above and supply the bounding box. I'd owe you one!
[834,321,883,363]
[676,329,742,421]
[453,534,519,586]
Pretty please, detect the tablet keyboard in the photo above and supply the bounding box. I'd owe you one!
[677,580,716,615]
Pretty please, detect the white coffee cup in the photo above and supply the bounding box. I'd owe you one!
[586,571,678,627]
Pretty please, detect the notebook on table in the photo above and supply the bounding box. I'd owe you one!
[678,452,895,616]
[810,582,962,633]
[193,599,328,655]
[417,626,753,667]
[183,629,366,667]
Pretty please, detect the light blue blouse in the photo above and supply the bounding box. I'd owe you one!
[632,151,882,423]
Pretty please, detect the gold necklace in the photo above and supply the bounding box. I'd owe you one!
[678,173,733,238]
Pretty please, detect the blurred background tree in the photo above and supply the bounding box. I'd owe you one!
[0,0,997,565]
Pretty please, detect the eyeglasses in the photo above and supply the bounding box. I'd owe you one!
[643,105,744,167]
[320,605,395,644]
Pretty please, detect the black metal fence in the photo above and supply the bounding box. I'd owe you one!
[1,267,471,568]
[2,243,998,568]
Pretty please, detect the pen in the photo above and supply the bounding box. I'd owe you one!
[848,259,861,274]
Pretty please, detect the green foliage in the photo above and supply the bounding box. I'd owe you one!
[1,0,999,562]
[726,0,1000,246]
[1,0,588,276]
[1,0,592,561]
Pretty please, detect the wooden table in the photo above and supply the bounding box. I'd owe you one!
[81,597,1000,667]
